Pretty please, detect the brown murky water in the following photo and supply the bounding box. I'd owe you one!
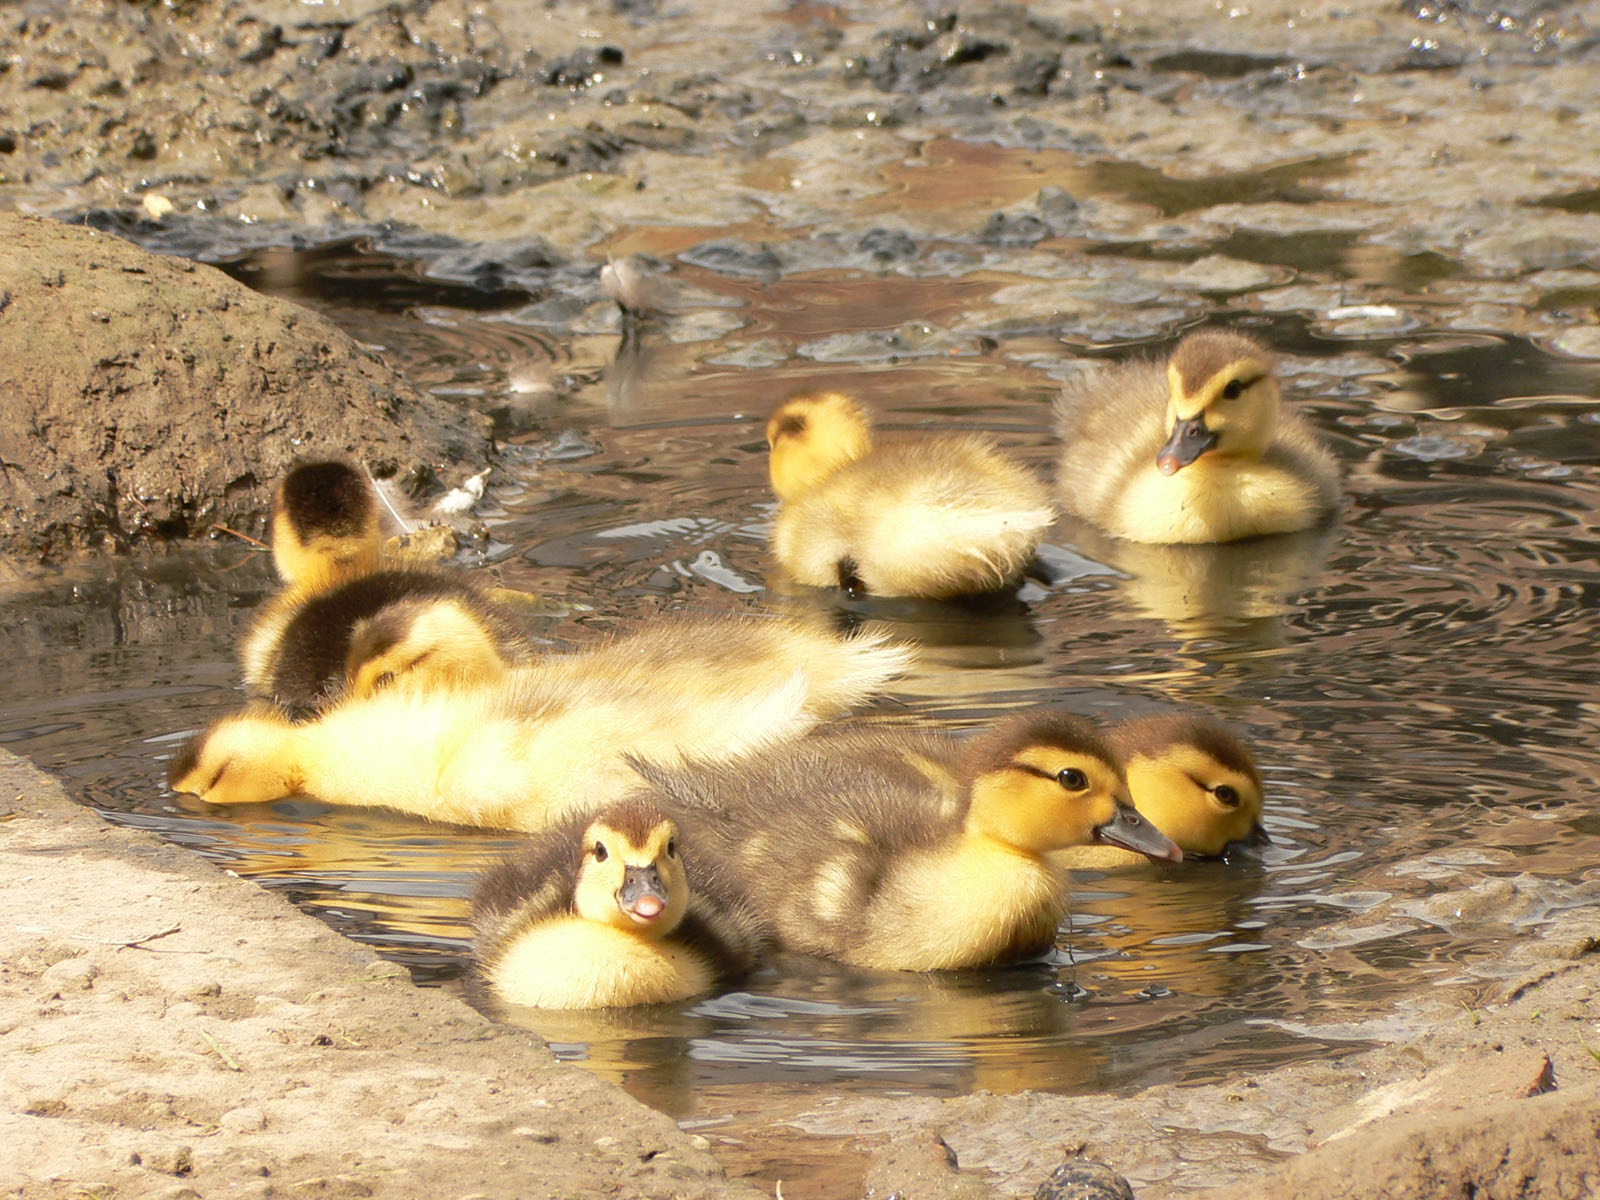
[4,140,1600,1193]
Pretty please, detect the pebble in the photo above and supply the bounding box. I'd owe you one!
[41,956,99,991]
[220,1105,267,1133]
[1034,1159,1136,1200]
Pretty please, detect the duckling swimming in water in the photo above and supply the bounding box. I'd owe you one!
[473,799,765,1009]
[239,460,536,715]
[766,391,1056,598]
[170,616,913,831]
[266,460,383,592]
[244,571,539,717]
[1054,330,1340,544]
[1056,713,1269,869]
[640,711,1180,972]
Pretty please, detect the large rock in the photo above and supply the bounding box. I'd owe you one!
[0,213,491,568]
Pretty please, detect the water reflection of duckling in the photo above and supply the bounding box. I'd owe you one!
[169,617,912,831]
[642,712,1180,972]
[766,391,1055,598]
[1056,713,1268,870]
[473,800,765,1009]
[1055,330,1340,544]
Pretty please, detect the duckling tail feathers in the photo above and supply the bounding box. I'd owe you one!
[879,504,1056,593]
[794,629,914,714]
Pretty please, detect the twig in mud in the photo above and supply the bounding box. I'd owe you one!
[209,523,268,550]
[72,923,183,949]
[197,1027,241,1071]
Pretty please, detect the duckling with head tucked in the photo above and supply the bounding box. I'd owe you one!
[640,711,1180,972]
[1055,330,1340,544]
[1056,713,1269,869]
[766,391,1056,597]
[473,799,764,1009]
[170,616,913,831]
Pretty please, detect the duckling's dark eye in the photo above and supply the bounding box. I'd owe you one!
[666,838,677,859]
[592,842,608,862]
[1212,784,1240,806]
[1056,767,1088,790]
[1221,379,1244,400]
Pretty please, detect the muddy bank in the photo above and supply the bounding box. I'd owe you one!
[0,213,492,573]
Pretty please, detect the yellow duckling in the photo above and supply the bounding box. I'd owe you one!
[249,574,538,716]
[265,460,383,592]
[240,461,536,714]
[640,711,1180,972]
[1054,330,1340,544]
[473,799,765,1009]
[1056,713,1269,869]
[169,616,913,831]
[766,390,1056,597]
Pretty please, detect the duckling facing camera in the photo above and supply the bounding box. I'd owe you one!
[1056,713,1269,870]
[766,391,1055,598]
[474,799,765,1009]
[170,617,913,831]
[641,711,1180,972]
[1055,330,1340,544]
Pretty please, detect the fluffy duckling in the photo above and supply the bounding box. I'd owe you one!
[473,799,764,1009]
[1055,330,1340,544]
[1056,713,1269,869]
[240,461,535,714]
[766,391,1056,598]
[266,460,382,592]
[640,711,1181,972]
[169,617,913,831]
[245,572,538,717]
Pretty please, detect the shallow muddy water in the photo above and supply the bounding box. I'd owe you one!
[5,166,1600,1184]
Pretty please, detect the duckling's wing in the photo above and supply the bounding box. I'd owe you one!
[1053,357,1170,524]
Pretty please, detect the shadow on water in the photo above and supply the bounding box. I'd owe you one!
[2,222,1599,1162]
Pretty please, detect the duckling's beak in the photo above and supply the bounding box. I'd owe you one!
[617,864,671,925]
[1157,415,1218,475]
[1094,804,1183,863]
[1221,821,1272,862]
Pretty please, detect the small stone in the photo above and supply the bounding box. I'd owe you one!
[41,957,99,992]
[220,1105,267,1133]
[1034,1159,1136,1200]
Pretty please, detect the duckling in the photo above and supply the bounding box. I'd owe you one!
[473,799,764,1009]
[1054,330,1340,544]
[766,391,1056,598]
[266,460,382,592]
[169,617,913,831]
[1055,713,1269,869]
[244,572,538,717]
[640,711,1181,972]
[240,461,536,714]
